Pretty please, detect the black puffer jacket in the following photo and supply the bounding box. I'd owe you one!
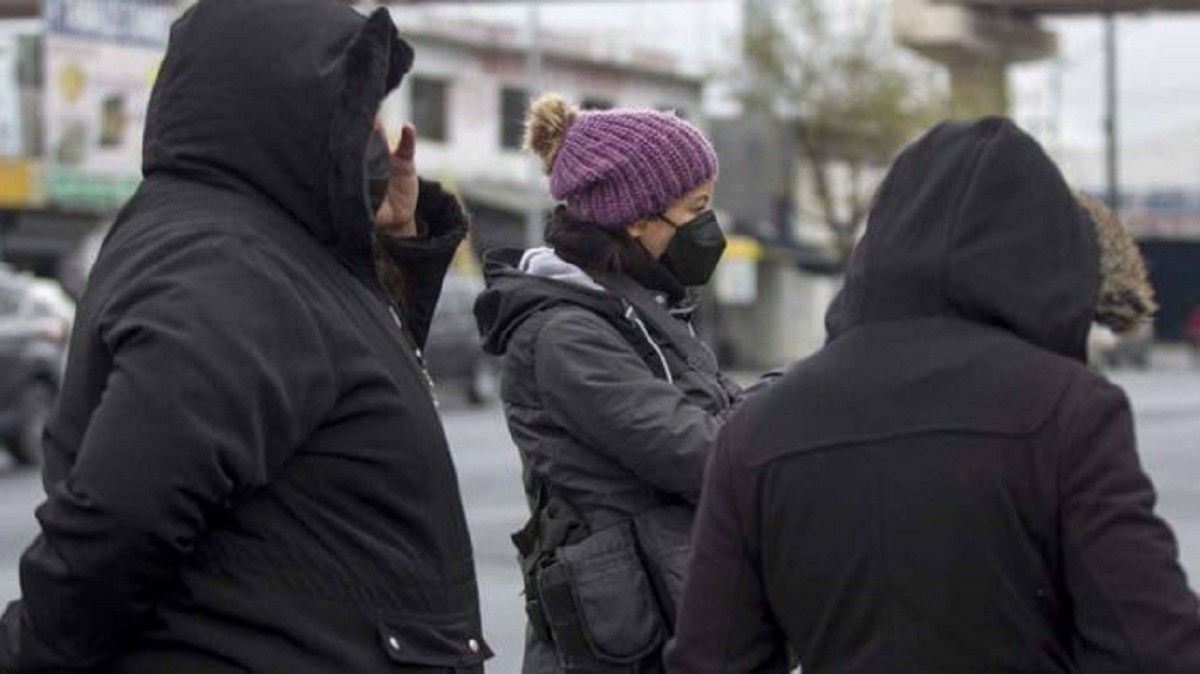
[669,118,1200,672]
[0,2,488,672]
[475,248,743,673]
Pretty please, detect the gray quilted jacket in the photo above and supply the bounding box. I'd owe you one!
[475,248,745,673]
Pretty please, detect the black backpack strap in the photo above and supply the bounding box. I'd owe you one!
[511,465,588,644]
[616,300,684,383]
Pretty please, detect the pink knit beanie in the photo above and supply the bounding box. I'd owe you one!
[525,93,719,228]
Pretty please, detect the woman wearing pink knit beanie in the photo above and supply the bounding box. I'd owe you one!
[474,94,774,674]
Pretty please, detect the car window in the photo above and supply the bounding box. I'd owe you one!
[435,281,480,320]
[29,299,54,318]
[440,289,469,316]
[0,285,22,316]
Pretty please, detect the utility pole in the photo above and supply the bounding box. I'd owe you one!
[1103,0,1119,211]
[524,0,543,248]
[1049,55,1064,159]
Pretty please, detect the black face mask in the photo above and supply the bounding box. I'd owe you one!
[659,210,727,286]
[364,130,391,216]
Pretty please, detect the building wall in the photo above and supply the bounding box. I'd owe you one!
[378,29,705,227]
[720,259,840,369]
[709,115,796,242]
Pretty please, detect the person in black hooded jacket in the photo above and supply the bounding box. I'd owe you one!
[473,94,764,673]
[0,1,490,672]
[668,117,1200,673]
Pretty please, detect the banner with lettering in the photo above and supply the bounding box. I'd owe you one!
[43,0,178,209]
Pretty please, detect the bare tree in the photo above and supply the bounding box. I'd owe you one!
[743,0,945,264]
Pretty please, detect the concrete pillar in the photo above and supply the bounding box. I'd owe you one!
[894,0,1056,118]
[949,58,1009,118]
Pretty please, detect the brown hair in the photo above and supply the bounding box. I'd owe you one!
[544,206,649,275]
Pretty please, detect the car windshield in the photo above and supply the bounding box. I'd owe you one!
[0,284,23,316]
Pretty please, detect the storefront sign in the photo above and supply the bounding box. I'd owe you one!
[43,0,177,209]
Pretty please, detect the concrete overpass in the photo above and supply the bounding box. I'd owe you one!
[945,0,1200,12]
[0,1,36,19]
[896,0,1200,116]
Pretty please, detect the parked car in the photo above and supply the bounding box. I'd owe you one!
[0,267,74,465]
[1087,321,1154,370]
[59,220,110,300]
[424,274,497,406]
[1186,305,1200,368]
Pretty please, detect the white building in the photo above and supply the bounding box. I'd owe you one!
[375,10,864,368]
[379,12,707,254]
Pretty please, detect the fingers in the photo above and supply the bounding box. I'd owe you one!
[395,123,416,164]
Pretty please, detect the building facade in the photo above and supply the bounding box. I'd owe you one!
[380,11,707,258]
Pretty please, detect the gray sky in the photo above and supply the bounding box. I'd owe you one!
[12,3,1198,149]
[7,3,1198,187]
[401,2,1200,179]
[1013,14,1200,147]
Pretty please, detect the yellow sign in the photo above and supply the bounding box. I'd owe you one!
[725,234,763,261]
[59,61,86,103]
[0,159,44,207]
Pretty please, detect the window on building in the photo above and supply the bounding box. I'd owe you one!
[581,97,613,111]
[500,87,529,151]
[16,35,43,88]
[411,76,449,142]
[0,285,22,316]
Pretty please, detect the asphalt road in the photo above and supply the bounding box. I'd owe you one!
[1,358,1198,672]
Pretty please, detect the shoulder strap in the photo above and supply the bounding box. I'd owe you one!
[589,273,719,377]
[617,300,681,383]
[526,297,683,383]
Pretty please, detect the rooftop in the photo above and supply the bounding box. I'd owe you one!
[934,0,1200,15]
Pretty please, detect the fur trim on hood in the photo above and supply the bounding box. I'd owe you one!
[1077,192,1158,334]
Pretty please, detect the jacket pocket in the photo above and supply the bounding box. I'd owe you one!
[631,505,694,629]
[377,611,492,670]
[556,521,667,665]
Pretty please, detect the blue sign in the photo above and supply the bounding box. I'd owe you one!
[44,0,177,48]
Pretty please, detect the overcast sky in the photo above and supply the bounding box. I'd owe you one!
[11,3,1198,149]
[402,2,1200,162]
[1013,14,1200,146]
[6,3,1197,187]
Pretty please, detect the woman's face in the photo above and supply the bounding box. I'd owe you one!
[627,180,715,259]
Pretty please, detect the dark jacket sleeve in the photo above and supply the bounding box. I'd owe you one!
[666,410,790,673]
[376,178,468,351]
[0,236,334,671]
[1059,373,1200,669]
[533,308,723,503]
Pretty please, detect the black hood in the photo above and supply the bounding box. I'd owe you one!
[475,249,623,356]
[142,0,413,277]
[825,117,1099,361]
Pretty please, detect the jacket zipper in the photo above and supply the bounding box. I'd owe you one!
[635,302,733,408]
[623,303,675,385]
[387,304,440,408]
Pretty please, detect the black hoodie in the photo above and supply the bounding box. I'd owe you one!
[669,118,1200,672]
[0,2,489,672]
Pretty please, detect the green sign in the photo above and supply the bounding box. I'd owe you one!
[45,166,141,210]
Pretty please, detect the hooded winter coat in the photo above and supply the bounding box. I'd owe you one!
[475,248,743,673]
[668,118,1200,673]
[0,2,489,672]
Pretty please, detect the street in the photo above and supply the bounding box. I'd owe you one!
[0,361,1198,672]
